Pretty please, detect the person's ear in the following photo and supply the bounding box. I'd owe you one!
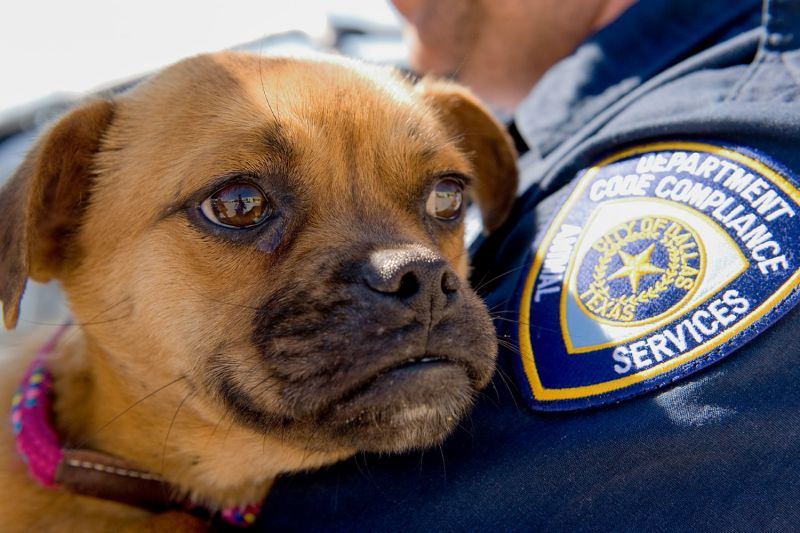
[0,99,114,329]
[419,79,518,233]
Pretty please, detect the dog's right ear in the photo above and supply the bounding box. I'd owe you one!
[0,99,114,329]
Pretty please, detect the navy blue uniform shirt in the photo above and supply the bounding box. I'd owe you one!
[261,0,800,530]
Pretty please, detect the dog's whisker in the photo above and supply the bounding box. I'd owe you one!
[357,451,377,483]
[258,43,280,123]
[352,452,372,483]
[481,378,503,406]
[487,308,519,316]
[207,410,230,447]
[497,339,522,356]
[160,391,193,477]
[453,415,474,438]
[55,296,133,347]
[297,415,326,463]
[473,264,528,295]
[490,316,532,328]
[486,363,521,411]
[489,313,564,336]
[485,300,508,313]
[76,375,187,448]
[464,411,477,446]
[437,443,447,481]
[222,414,238,449]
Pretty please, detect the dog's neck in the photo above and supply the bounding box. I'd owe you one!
[46,327,348,510]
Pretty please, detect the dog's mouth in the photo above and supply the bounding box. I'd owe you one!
[334,355,458,409]
[394,355,449,367]
[317,354,476,452]
[373,355,455,380]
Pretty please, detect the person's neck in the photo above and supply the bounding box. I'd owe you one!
[489,0,639,112]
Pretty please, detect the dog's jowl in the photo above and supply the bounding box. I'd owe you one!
[0,52,517,530]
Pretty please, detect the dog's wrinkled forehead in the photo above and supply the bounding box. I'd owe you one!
[101,54,470,223]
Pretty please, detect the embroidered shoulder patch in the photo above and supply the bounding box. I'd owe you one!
[515,142,800,410]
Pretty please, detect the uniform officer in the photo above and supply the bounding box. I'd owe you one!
[261,0,800,530]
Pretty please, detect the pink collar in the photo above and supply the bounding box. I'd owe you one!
[11,325,261,527]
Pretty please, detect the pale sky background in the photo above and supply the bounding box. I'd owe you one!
[0,0,402,114]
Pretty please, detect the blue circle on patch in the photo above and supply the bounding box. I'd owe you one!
[575,216,704,325]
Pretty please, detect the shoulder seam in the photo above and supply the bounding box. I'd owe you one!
[781,51,800,88]
[725,47,768,101]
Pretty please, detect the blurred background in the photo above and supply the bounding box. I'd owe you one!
[0,0,408,345]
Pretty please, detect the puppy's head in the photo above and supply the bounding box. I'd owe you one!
[0,53,516,457]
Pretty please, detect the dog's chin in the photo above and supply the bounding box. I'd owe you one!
[211,353,484,455]
[323,359,477,453]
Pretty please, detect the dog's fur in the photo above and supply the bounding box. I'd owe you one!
[0,52,517,530]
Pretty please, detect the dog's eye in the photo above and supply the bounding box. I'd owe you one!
[200,183,271,228]
[426,178,464,220]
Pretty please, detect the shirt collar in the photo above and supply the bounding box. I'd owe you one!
[514,0,762,162]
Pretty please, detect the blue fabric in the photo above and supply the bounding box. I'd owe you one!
[261,0,800,530]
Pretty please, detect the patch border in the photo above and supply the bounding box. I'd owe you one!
[518,141,800,404]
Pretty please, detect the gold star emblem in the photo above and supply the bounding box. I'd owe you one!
[607,243,664,294]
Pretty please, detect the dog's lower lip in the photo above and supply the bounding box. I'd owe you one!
[332,357,463,417]
[336,360,463,422]
[395,356,448,369]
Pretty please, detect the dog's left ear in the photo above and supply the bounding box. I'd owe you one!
[0,99,114,329]
[420,80,518,234]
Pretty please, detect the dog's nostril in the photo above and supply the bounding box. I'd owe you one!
[364,269,421,297]
[441,270,459,294]
[397,272,421,298]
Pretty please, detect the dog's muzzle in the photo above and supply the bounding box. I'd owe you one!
[238,243,498,452]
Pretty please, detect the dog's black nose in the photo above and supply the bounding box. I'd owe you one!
[364,245,460,320]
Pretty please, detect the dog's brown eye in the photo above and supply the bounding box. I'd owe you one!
[200,183,271,228]
[426,178,464,220]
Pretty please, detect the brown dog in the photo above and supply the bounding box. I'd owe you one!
[0,51,517,530]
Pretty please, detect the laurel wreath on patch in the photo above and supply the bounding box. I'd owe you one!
[588,228,682,311]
